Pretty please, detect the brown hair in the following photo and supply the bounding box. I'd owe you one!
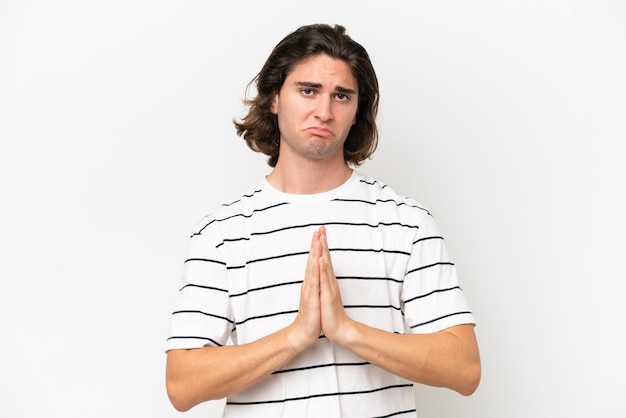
[233,24,379,167]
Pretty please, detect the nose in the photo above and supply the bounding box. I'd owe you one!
[314,96,333,122]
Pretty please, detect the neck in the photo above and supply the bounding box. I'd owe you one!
[267,157,352,194]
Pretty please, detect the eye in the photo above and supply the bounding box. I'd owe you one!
[335,93,351,102]
[300,88,315,96]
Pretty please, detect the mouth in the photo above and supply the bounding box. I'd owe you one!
[306,126,334,138]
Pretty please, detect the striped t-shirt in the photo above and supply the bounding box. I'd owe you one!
[166,170,475,417]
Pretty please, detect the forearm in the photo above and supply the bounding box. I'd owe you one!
[167,232,324,412]
[316,228,480,394]
[336,322,481,395]
[166,323,309,411]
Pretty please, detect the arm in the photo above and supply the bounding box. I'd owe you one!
[329,322,480,395]
[316,227,481,395]
[167,324,306,411]
[166,229,325,412]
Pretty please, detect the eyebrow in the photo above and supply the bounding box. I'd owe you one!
[294,81,357,95]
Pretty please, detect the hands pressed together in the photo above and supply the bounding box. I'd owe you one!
[167,226,481,411]
[290,226,354,350]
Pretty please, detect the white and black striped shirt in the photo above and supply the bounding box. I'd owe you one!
[167,170,475,417]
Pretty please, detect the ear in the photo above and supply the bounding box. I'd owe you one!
[270,93,279,115]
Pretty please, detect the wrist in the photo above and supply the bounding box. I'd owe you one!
[285,320,317,354]
[328,316,358,347]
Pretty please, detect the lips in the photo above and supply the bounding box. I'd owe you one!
[306,126,333,137]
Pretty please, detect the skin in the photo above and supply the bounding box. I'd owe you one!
[166,54,481,412]
[266,54,357,194]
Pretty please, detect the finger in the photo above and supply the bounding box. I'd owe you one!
[304,230,321,282]
[318,226,335,278]
[310,229,321,259]
[295,230,323,342]
[317,228,338,299]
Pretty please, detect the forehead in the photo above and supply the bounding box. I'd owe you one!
[287,54,357,89]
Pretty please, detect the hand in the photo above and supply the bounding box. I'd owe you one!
[291,226,353,350]
[317,226,352,342]
[289,229,323,350]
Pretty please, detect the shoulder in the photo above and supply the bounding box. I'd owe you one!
[189,181,269,237]
[351,171,432,224]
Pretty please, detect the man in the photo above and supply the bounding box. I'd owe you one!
[166,23,480,417]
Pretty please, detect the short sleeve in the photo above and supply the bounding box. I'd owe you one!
[165,218,235,351]
[401,214,475,334]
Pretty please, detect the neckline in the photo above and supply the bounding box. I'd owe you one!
[261,170,358,205]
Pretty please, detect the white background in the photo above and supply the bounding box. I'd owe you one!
[1,1,625,417]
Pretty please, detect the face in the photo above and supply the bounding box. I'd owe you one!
[270,54,358,166]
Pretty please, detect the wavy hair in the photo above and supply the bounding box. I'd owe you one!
[233,24,379,167]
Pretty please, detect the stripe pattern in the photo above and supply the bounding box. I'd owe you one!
[167,171,475,417]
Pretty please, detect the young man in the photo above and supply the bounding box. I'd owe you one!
[166,24,481,417]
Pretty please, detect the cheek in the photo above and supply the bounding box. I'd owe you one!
[343,109,358,126]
